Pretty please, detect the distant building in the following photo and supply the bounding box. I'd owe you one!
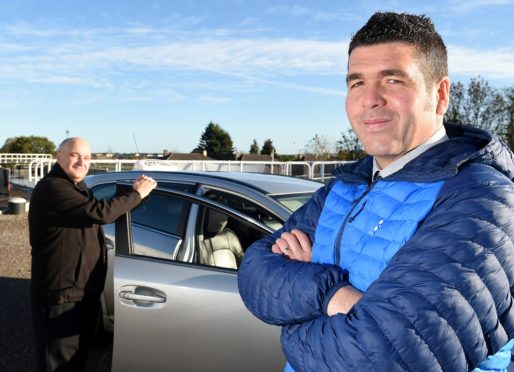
[164,152,213,161]
[93,153,114,159]
[237,154,272,162]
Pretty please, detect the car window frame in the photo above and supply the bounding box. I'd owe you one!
[115,182,274,260]
[198,184,285,225]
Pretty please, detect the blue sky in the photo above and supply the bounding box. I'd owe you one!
[1,0,513,155]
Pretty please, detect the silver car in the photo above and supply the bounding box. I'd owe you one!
[85,171,323,372]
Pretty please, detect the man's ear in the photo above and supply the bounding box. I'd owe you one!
[436,77,450,116]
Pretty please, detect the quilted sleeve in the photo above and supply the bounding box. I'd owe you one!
[281,164,514,371]
[238,180,348,325]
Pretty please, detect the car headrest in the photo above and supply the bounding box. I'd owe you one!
[205,209,228,235]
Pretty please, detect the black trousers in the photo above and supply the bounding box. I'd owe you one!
[31,297,101,372]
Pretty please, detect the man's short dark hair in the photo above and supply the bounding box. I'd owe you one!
[348,12,448,86]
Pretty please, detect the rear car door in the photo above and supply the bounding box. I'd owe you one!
[112,184,285,372]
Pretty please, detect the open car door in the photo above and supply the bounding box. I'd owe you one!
[112,183,285,372]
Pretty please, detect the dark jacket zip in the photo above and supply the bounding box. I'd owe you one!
[333,181,378,266]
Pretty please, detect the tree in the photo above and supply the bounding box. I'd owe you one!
[302,134,332,160]
[336,128,365,160]
[193,122,234,159]
[445,77,506,135]
[249,139,259,155]
[501,87,514,151]
[260,139,276,156]
[1,136,56,154]
[445,77,514,151]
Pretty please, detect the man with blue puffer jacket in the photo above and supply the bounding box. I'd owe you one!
[238,12,514,372]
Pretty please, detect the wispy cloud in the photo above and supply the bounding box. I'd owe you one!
[0,24,348,96]
[446,0,513,13]
[449,45,514,80]
[1,21,513,101]
[238,17,260,27]
[358,0,513,16]
[267,5,358,22]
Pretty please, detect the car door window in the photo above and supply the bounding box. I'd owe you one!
[91,181,195,260]
[91,183,116,200]
[196,205,268,270]
[131,194,188,236]
[203,189,283,231]
[128,193,191,260]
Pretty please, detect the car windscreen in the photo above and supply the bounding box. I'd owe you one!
[271,192,314,212]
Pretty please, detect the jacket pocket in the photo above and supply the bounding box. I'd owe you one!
[58,231,85,290]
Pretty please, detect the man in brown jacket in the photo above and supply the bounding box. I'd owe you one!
[29,137,157,372]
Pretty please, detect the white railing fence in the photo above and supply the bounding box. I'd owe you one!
[0,153,52,164]
[24,158,352,185]
[28,159,136,182]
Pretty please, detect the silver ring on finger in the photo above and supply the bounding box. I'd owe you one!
[281,246,290,253]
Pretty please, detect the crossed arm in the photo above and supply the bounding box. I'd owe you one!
[238,179,365,326]
[238,180,352,325]
[272,229,362,316]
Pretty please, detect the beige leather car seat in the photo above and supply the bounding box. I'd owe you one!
[200,209,244,269]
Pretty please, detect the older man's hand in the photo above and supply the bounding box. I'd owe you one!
[132,175,157,199]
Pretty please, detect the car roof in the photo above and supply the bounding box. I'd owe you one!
[201,172,323,195]
[85,171,323,196]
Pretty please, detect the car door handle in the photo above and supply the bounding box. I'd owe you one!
[119,290,166,303]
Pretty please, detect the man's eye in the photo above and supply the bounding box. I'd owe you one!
[350,81,364,88]
[387,79,402,84]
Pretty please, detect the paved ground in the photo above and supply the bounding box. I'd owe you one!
[0,185,112,372]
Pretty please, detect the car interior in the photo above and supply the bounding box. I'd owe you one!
[197,208,244,269]
[202,189,283,230]
[196,191,272,269]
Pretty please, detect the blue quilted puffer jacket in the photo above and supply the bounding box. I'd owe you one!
[238,124,514,371]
